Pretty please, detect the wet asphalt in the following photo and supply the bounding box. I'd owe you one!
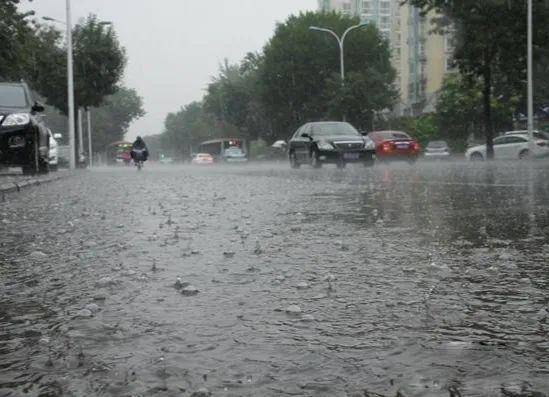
[1,161,549,397]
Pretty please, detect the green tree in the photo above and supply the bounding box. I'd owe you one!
[162,102,231,159]
[0,0,35,80]
[261,11,395,138]
[89,87,145,152]
[32,15,127,114]
[406,0,549,158]
[326,70,397,130]
[204,54,272,142]
[436,74,516,150]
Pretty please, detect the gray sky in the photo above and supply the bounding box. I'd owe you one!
[21,0,317,139]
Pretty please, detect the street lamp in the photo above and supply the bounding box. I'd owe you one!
[43,2,75,170]
[43,12,112,169]
[527,0,534,152]
[309,23,368,83]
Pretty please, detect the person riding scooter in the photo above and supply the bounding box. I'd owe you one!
[131,136,149,163]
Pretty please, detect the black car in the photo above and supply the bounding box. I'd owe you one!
[288,121,375,169]
[0,82,49,174]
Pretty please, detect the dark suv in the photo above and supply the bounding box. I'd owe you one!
[0,82,49,174]
[288,121,375,169]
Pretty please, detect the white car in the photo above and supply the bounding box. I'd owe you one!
[48,130,63,171]
[465,133,549,161]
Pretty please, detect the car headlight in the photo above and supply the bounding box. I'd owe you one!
[2,113,31,127]
[317,141,334,150]
[363,137,375,150]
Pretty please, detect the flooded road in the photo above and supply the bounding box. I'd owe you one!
[1,161,549,396]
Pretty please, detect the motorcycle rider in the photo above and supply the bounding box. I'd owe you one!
[131,136,149,162]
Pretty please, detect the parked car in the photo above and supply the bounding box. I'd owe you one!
[465,133,549,161]
[48,129,63,171]
[191,153,215,165]
[223,146,248,163]
[504,130,549,140]
[56,144,70,168]
[0,81,50,174]
[424,140,451,160]
[368,130,421,163]
[288,121,375,169]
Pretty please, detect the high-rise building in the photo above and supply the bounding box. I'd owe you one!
[318,0,393,38]
[318,0,455,116]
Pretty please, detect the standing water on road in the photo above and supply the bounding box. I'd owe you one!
[1,163,549,396]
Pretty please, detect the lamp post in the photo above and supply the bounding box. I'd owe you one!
[44,4,75,170]
[527,0,534,152]
[309,23,368,84]
[43,14,112,169]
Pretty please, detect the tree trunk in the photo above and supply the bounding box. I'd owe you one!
[483,63,494,159]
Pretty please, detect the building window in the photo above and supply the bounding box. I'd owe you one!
[342,2,352,12]
[362,0,372,14]
[380,16,391,30]
[379,0,391,14]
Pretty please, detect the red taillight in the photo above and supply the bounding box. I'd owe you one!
[411,141,421,152]
[381,141,394,152]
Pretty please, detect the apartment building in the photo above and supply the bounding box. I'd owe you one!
[318,0,393,38]
[318,0,455,116]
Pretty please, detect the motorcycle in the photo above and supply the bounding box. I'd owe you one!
[131,149,147,171]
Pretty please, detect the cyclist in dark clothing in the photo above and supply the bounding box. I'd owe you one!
[131,136,149,161]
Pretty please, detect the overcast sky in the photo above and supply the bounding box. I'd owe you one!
[21,0,317,139]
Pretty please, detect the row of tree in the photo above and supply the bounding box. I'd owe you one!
[1,0,144,151]
[160,11,396,158]
[160,3,549,158]
[406,0,549,156]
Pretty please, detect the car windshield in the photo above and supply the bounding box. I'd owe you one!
[313,123,359,137]
[0,85,28,108]
[375,131,411,140]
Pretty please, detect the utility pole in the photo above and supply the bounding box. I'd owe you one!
[66,0,76,169]
[87,109,93,168]
[527,0,535,151]
[77,108,84,165]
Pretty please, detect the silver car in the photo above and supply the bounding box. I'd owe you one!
[424,140,451,160]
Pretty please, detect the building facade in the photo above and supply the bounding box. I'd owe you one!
[318,0,455,116]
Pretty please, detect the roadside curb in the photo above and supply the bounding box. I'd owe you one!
[0,171,71,198]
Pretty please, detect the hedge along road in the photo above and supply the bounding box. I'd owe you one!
[1,161,548,397]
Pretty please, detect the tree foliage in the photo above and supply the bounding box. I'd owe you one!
[436,74,516,148]
[161,102,233,159]
[35,15,127,114]
[406,0,549,158]
[261,11,395,138]
[0,0,35,80]
[203,55,271,142]
[90,87,145,151]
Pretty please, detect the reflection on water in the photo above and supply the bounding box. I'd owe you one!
[1,162,548,396]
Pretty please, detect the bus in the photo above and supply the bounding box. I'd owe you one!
[197,138,247,161]
[106,141,133,165]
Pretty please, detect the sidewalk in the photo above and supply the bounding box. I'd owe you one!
[0,169,71,196]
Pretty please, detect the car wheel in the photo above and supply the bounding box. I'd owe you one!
[38,159,49,174]
[519,149,530,160]
[310,149,322,169]
[470,152,484,161]
[289,151,300,169]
